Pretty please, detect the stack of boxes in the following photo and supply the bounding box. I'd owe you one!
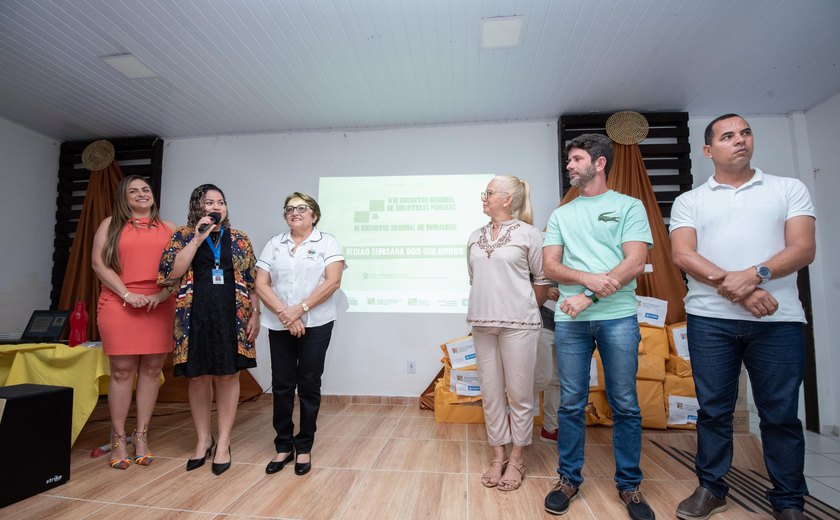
[434,336,484,424]
[433,335,542,425]
[431,300,748,432]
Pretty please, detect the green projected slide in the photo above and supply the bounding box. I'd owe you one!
[318,174,494,313]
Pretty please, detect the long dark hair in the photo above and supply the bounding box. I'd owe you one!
[102,175,162,272]
[186,184,231,230]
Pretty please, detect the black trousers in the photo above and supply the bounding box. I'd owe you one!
[268,321,334,454]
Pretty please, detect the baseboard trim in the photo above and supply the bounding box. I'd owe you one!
[248,392,420,406]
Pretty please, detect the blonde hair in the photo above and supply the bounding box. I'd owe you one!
[493,175,533,224]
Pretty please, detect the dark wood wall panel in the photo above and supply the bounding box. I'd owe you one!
[558,112,692,220]
[51,136,164,308]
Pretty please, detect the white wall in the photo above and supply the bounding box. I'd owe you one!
[0,117,59,334]
[688,110,840,435]
[803,92,840,434]
[160,121,560,396]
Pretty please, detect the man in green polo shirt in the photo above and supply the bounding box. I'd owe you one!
[542,133,654,520]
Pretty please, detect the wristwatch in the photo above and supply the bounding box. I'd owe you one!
[583,289,599,303]
[301,302,310,312]
[754,265,772,285]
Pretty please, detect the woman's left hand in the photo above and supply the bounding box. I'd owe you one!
[144,290,169,312]
[278,304,304,326]
[246,312,260,343]
[289,319,306,338]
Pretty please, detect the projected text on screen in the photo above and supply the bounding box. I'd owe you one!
[318,174,493,313]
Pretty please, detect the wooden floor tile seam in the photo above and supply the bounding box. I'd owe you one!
[42,459,188,505]
[332,421,403,520]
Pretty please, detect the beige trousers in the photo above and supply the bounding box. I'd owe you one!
[472,326,540,446]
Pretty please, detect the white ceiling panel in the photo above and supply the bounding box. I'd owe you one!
[1,0,839,140]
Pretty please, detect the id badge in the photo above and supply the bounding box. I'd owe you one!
[212,268,224,285]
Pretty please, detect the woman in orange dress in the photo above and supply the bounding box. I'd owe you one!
[92,175,177,469]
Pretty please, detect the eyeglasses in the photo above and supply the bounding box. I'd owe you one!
[284,204,310,215]
[480,190,509,201]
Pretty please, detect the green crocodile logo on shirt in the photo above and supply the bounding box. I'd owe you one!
[598,211,620,223]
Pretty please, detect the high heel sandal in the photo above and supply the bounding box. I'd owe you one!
[497,462,525,492]
[186,436,215,471]
[481,460,507,488]
[109,432,132,470]
[132,427,155,466]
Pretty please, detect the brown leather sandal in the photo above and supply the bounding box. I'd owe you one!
[480,459,507,488]
[497,462,525,491]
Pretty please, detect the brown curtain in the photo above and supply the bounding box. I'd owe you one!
[58,162,123,340]
[560,142,686,324]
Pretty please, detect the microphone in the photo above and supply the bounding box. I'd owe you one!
[198,212,221,233]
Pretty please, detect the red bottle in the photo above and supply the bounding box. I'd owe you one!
[69,301,88,346]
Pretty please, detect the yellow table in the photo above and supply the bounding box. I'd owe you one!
[0,343,109,445]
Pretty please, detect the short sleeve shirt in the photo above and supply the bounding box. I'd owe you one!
[543,190,653,321]
[669,169,814,322]
[257,229,345,330]
[467,219,550,329]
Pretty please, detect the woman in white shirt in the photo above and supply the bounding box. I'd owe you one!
[255,192,345,476]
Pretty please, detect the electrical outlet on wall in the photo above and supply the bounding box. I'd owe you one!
[406,360,416,374]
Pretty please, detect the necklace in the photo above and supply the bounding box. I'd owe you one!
[210,232,222,249]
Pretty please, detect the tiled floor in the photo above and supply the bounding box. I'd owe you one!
[5,398,840,519]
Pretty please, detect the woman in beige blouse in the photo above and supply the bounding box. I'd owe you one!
[467,174,550,491]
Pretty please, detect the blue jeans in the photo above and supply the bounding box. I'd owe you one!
[554,315,643,491]
[687,315,807,512]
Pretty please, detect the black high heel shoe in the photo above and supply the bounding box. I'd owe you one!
[266,449,295,474]
[186,437,215,472]
[212,447,232,476]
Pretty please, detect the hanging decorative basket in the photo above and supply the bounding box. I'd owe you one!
[81,139,116,171]
[605,111,649,145]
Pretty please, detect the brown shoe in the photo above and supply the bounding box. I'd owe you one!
[676,487,727,520]
[619,488,655,520]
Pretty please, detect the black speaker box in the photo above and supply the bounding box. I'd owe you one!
[0,384,73,508]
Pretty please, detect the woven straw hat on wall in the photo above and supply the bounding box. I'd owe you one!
[81,140,116,171]
[605,111,649,145]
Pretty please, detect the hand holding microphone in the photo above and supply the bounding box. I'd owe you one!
[198,211,222,233]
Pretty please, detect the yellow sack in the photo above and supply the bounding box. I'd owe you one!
[590,349,606,391]
[442,365,481,404]
[434,379,485,424]
[664,373,698,430]
[639,324,669,358]
[637,379,667,429]
[637,352,666,382]
[585,389,613,426]
[666,355,693,377]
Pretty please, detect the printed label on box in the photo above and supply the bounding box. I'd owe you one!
[671,326,689,358]
[450,369,481,396]
[636,296,668,327]
[446,337,477,369]
[668,395,700,425]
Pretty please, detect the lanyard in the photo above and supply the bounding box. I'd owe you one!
[204,226,225,268]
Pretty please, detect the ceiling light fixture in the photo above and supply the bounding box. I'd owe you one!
[102,54,158,79]
[481,16,524,49]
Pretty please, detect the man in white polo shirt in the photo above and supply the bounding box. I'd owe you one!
[670,114,816,520]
